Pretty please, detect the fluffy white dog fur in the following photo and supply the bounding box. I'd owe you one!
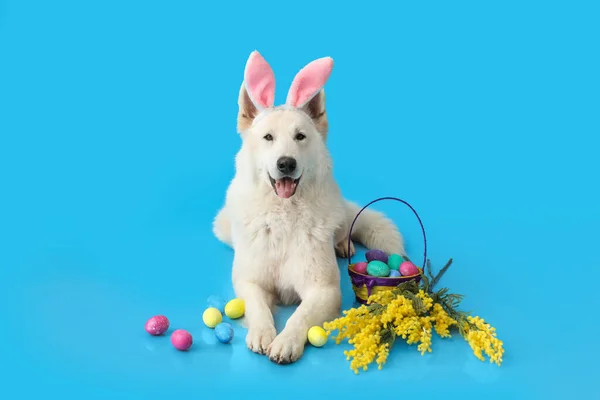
[213,51,404,364]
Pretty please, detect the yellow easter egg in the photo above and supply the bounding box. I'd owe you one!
[307,326,328,347]
[202,307,222,328]
[224,298,245,319]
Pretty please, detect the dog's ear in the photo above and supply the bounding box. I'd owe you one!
[237,83,259,133]
[286,57,333,138]
[237,51,276,133]
[301,89,329,139]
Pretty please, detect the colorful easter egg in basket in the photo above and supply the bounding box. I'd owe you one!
[352,261,368,274]
[366,249,388,264]
[388,269,401,278]
[400,261,419,276]
[366,260,390,277]
[387,253,403,270]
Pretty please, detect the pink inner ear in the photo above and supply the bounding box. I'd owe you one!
[286,57,333,108]
[244,51,275,110]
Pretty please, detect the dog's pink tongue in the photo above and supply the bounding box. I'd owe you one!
[275,178,295,199]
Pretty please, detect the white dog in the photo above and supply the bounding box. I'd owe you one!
[213,51,404,364]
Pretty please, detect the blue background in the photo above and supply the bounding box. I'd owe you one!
[1,0,598,398]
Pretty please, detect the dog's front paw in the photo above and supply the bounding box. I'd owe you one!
[267,332,305,364]
[335,239,355,258]
[246,325,277,355]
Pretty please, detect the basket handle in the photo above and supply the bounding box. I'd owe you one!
[347,197,427,270]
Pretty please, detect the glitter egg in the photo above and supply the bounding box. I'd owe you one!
[170,329,193,351]
[206,295,227,313]
[352,261,368,274]
[203,307,223,328]
[214,322,234,344]
[224,298,245,319]
[307,326,328,347]
[400,261,419,276]
[144,315,170,336]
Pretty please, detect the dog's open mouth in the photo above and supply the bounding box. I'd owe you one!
[269,175,301,199]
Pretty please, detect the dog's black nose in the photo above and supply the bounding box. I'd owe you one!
[277,157,297,175]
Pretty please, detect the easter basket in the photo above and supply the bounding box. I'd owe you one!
[347,197,427,304]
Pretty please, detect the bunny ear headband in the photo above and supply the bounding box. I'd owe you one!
[243,50,333,112]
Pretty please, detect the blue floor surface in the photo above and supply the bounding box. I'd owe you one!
[1,1,599,399]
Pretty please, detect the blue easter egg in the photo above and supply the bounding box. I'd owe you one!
[214,322,234,344]
[388,270,401,277]
[207,295,227,313]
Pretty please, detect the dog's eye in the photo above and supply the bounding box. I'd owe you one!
[295,133,306,141]
[263,134,273,141]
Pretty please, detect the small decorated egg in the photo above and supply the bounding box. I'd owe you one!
[170,329,193,351]
[387,254,403,270]
[224,298,245,319]
[400,261,419,276]
[388,269,401,278]
[202,307,223,328]
[352,261,368,274]
[366,249,388,264]
[366,260,390,277]
[207,295,227,313]
[144,315,170,336]
[307,326,328,347]
[214,322,234,344]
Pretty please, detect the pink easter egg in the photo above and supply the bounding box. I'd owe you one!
[170,329,193,351]
[145,315,170,336]
[399,261,419,276]
[353,261,368,274]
